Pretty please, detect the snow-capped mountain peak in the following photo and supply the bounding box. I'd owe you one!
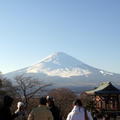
[39,52,84,65]
[26,52,92,77]
[5,52,120,87]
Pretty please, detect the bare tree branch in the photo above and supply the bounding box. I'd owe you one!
[14,74,52,108]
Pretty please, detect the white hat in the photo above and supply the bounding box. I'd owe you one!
[46,96,54,101]
[17,102,24,108]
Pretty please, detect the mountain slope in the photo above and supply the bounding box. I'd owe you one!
[5,52,120,88]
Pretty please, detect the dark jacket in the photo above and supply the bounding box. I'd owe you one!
[49,105,61,120]
[0,96,18,120]
[0,106,17,120]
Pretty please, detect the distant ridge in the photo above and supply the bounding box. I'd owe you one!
[5,52,120,88]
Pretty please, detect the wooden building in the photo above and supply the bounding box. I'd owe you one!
[85,82,120,111]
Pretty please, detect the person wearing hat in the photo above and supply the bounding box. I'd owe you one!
[28,96,53,120]
[46,96,61,120]
[15,101,26,120]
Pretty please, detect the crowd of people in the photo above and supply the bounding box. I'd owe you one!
[0,95,94,120]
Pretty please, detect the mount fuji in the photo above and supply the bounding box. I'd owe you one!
[5,52,120,89]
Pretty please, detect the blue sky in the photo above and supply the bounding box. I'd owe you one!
[0,0,120,74]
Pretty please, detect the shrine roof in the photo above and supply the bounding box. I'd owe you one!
[85,82,120,95]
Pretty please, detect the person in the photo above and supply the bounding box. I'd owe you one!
[46,96,61,120]
[103,114,110,120]
[93,114,97,120]
[66,99,93,120]
[27,96,53,120]
[0,95,18,120]
[15,101,26,120]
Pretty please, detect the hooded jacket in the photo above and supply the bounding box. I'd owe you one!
[66,106,93,120]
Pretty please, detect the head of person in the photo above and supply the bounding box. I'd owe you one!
[4,95,13,107]
[39,97,47,105]
[73,99,82,107]
[17,102,24,110]
[46,96,54,106]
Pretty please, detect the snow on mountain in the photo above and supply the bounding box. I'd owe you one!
[99,70,113,76]
[26,52,93,77]
[5,52,120,88]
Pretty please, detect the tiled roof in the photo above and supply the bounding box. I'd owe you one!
[85,82,120,95]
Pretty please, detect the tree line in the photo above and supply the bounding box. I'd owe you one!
[0,73,94,120]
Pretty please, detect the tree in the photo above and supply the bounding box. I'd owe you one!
[0,76,16,96]
[0,74,3,107]
[14,74,51,108]
[80,92,95,112]
[0,74,16,108]
[48,88,77,119]
[0,79,2,88]
[0,72,2,88]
